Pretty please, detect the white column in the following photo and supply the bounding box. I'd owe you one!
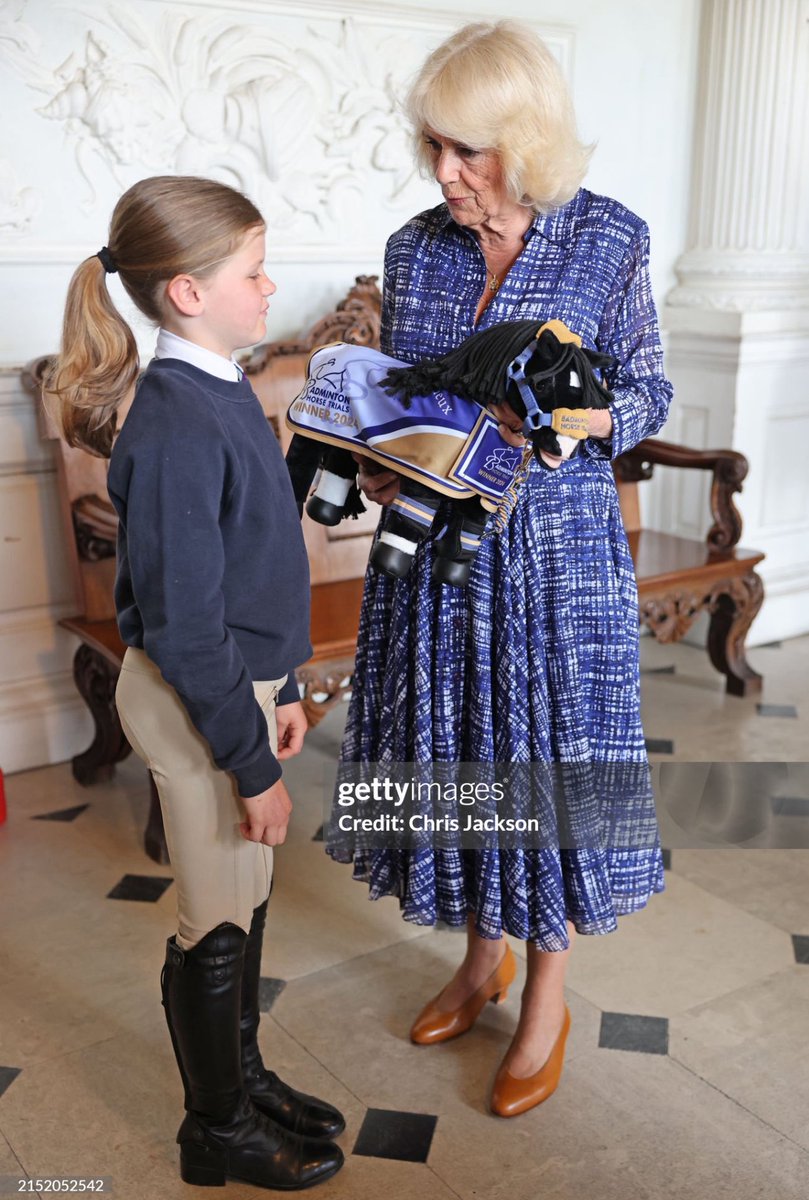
[668,0,809,313]
[662,0,809,645]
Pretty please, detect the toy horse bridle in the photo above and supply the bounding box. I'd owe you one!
[506,336,609,441]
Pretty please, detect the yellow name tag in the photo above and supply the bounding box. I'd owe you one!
[550,408,590,439]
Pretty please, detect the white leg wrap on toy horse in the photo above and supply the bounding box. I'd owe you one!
[312,470,352,507]
[377,531,418,556]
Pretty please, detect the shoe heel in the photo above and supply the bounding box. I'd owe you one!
[180,1145,227,1187]
[491,988,509,1005]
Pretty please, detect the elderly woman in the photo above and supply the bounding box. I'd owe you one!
[329,20,672,1117]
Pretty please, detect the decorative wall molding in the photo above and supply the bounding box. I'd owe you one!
[0,666,91,776]
[0,158,41,233]
[0,1,574,247]
[0,601,79,636]
[668,252,809,312]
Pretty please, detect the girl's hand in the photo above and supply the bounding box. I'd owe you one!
[276,700,306,760]
[351,452,400,506]
[240,778,293,846]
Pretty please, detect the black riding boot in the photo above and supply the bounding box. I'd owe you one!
[161,925,343,1189]
[242,899,346,1139]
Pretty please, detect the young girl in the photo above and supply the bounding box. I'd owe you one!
[46,176,344,1191]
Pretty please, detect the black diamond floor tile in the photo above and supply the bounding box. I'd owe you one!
[756,703,798,719]
[32,803,89,822]
[642,664,676,675]
[599,1012,669,1055]
[645,738,674,755]
[792,935,809,965]
[759,640,783,649]
[353,1108,437,1163]
[258,977,287,1012]
[0,1066,21,1099]
[771,796,809,817]
[661,848,672,871]
[107,874,173,902]
[312,824,324,842]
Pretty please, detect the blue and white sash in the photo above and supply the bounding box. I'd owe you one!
[286,343,525,504]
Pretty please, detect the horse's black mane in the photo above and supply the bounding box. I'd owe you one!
[381,320,614,417]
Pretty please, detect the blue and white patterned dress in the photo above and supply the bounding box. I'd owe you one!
[328,189,673,950]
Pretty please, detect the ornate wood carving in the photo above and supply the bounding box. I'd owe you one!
[613,455,654,486]
[71,644,131,785]
[243,275,382,375]
[639,593,708,644]
[145,774,170,865]
[706,452,747,551]
[640,569,764,696]
[73,493,118,561]
[297,658,355,730]
[616,438,748,551]
[707,570,765,697]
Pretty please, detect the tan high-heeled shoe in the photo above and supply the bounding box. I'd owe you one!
[410,943,517,1045]
[489,1004,571,1117]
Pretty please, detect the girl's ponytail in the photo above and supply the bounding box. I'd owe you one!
[45,176,264,458]
[44,253,139,459]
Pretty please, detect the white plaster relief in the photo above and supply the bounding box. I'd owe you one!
[0,2,44,228]
[2,2,441,238]
[0,0,38,68]
[0,159,41,233]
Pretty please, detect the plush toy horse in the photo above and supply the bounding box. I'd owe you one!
[285,319,614,587]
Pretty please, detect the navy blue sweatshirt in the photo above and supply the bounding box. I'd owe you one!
[107,358,312,796]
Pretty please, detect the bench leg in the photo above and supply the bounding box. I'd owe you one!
[71,644,169,864]
[297,662,355,731]
[144,772,170,865]
[707,571,765,697]
[72,644,131,785]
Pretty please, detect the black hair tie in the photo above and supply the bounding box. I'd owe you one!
[96,246,118,274]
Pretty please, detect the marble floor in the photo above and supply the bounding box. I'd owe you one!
[1,635,808,1200]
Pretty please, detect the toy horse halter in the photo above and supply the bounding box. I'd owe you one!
[505,335,607,441]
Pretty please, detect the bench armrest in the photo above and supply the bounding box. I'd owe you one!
[614,437,749,552]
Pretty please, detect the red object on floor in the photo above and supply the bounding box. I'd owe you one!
[0,768,5,825]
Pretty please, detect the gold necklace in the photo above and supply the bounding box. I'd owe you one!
[488,270,500,293]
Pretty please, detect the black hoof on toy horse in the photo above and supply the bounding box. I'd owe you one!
[371,542,415,579]
[306,496,344,526]
[432,556,471,588]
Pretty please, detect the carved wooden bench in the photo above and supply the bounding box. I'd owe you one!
[614,439,765,695]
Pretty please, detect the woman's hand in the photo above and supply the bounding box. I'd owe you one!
[276,700,306,761]
[489,401,559,469]
[488,403,526,449]
[586,408,613,439]
[240,778,293,845]
[351,451,400,506]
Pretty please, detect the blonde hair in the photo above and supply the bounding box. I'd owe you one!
[407,21,593,213]
[46,176,264,457]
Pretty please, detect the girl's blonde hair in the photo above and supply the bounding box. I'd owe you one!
[407,21,593,213]
[46,176,264,457]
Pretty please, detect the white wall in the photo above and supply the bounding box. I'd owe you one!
[0,0,701,772]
